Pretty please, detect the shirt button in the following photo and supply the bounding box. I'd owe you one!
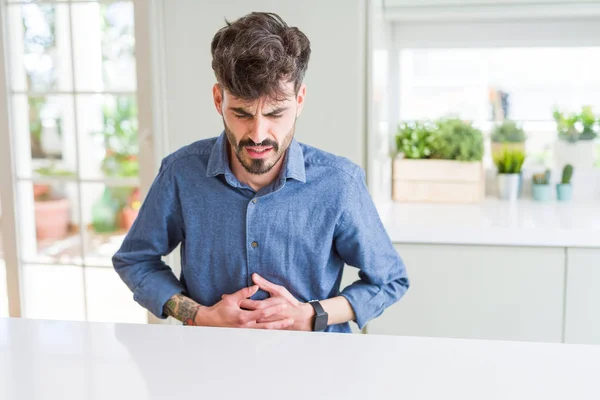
[251,241,258,248]
[252,198,258,204]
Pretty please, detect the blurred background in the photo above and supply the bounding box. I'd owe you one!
[1,0,599,345]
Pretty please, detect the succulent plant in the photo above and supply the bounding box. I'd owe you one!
[532,169,551,185]
[561,164,574,185]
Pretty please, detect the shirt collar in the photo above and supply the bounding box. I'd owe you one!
[206,132,306,184]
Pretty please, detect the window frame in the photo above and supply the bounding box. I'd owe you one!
[0,0,157,321]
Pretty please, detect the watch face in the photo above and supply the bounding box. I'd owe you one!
[314,314,328,331]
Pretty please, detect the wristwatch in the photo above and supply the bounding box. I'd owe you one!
[308,300,328,332]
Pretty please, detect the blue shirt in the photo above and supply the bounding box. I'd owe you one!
[113,132,409,333]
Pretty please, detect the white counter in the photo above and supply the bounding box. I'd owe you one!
[1,318,600,400]
[376,198,600,247]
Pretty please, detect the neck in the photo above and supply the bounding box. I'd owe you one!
[228,144,286,192]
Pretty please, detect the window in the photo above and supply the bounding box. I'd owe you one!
[1,0,148,322]
[0,198,8,317]
[398,47,600,167]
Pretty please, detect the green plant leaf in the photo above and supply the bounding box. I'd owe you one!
[431,118,484,162]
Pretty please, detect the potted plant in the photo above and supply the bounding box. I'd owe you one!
[553,106,598,170]
[395,120,437,160]
[491,120,527,159]
[33,164,74,240]
[33,184,71,241]
[493,148,525,201]
[393,117,485,203]
[97,97,139,178]
[92,97,139,233]
[432,118,485,162]
[532,169,552,202]
[556,164,574,202]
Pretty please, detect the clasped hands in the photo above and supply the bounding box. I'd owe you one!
[194,273,314,331]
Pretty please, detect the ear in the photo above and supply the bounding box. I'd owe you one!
[295,84,306,117]
[213,83,224,116]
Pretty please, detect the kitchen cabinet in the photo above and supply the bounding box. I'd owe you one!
[564,248,600,345]
[367,244,565,343]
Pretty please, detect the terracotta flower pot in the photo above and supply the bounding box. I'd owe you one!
[122,206,139,230]
[33,184,50,199]
[35,198,70,240]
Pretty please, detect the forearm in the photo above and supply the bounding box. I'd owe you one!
[163,293,206,326]
[321,296,356,326]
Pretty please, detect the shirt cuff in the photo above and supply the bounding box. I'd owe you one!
[133,269,185,319]
[339,283,385,330]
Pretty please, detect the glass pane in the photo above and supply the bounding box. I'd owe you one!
[85,267,147,323]
[6,3,73,92]
[0,261,7,317]
[398,47,600,164]
[23,264,85,321]
[72,2,136,92]
[77,95,139,179]
[18,181,82,266]
[82,183,140,266]
[399,47,600,122]
[12,94,77,179]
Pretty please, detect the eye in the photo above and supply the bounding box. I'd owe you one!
[234,114,250,119]
[269,114,283,119]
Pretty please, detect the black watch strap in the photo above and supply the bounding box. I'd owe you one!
[308,300,328,331]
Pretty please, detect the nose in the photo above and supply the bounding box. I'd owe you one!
[247,115,270,145]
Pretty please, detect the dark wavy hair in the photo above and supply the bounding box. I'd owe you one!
[211,12,311,101]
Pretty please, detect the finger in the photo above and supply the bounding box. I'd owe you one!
[252,273,283,296]
[249,303,287,322]
[237,303,287,325]
[253,274,298,303]
[228,285,259,301]
[248,318,294,330]
[257,313,290,323]
[239,297,286,310]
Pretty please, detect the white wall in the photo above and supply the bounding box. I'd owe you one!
[385,0,600,6]
[159,0,367,168]
[383,0,600,22]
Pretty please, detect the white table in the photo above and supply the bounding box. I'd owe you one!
[1,318,599,400]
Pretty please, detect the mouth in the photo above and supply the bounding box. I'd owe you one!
[245,146,274,159]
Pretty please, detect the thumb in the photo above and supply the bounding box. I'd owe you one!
[229,285,259,301]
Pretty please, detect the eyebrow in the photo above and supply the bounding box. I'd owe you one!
[230,107,288,116]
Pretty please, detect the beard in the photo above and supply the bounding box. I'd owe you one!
[223,118,296,175]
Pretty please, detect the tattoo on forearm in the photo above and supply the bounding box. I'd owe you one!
[164,294,200,326]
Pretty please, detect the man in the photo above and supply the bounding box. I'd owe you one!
[113,12,409,333]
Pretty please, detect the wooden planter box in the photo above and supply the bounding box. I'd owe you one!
[392,158,485,203]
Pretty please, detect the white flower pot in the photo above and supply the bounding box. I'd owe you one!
[496,174,521,201]
[554,140,596,170]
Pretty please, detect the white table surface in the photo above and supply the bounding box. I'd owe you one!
[1,317,600,400]
[376,198,600,248]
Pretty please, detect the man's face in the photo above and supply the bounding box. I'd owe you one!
[213,81,306,175]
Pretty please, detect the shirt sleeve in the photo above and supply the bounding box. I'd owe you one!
[112,159,186,318]
[336,166,410,330]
